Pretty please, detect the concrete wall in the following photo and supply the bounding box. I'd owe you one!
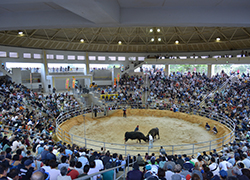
[11,68,21,84]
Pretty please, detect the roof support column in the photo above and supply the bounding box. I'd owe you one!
[165,64,170,76]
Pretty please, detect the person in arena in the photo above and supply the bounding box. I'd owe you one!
[205,123,210,131]
[134,125,139,132]
[212,125,218,134]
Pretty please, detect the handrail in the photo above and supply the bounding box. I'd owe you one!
[56,104,235,157]
[76,156,136,180]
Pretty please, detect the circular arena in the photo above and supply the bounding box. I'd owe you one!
[56,108,234,156]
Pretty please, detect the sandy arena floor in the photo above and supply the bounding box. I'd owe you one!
[59,109,232,156]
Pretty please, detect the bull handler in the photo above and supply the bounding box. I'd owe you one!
[149,134,153,149]
[134,125,139,132]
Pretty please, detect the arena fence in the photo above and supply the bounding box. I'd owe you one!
[56,105,235,157]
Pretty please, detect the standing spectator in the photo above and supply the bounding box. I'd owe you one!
[159,146,166,156]
[149,134,153,149]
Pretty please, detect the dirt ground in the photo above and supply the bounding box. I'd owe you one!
[59,109,232,156]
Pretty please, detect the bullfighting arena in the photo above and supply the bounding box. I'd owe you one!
[58,109,232,155]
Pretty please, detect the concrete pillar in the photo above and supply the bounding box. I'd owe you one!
[207,64,213,77]
[165,64,170,76]
[41,50,50,92]
[85,52,90,74]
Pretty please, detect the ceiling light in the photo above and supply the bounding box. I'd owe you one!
[149,29,153,32]
[158,38,161,41]
[157,28,160,32]
[216,37,220,41]
[151,38,154,42]
[80,39,84,43]
[118,40,122,45]
[175,40,179,44]
[18,31,24,36]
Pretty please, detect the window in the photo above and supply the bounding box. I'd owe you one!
[9,52,18,58]
[212,55,221,58]
[0,51,7,57]
[89,56,96,61]
[179,56,187,59]
[77,55,85,60]
[56,55,64,60]
[23,53,31,59]
[138,57,145,61]
[118,56,125,61]
[201,56,208,59]
[34,54,42,59]
[67,55,75,60]
[98,56,105,61]
[108,56,116,61]
[128,57,136,61]
[46,54,54,59]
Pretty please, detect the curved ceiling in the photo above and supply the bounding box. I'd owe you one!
[1,27,250,53]
[0,0,250,53]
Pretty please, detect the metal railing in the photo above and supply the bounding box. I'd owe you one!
[76,155,136,180]
[56,104,235,157]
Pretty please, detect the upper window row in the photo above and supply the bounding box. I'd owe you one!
[0,51,145,61]
[0,51,42,59]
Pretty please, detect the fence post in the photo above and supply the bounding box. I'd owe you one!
[222,136,224,146]
[63,131,65,142]
[85,138,87,148]
[125,145,127,156]
[192,144,194,155]
[172,146,174,155]
[127,154,130,172]
[71,135,73,145]
[209,141,212,152]
[148,146,150,155]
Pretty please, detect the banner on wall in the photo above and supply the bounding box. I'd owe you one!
[117,73,120,82]
[114,78,117,86]
[65,78,70,89]
[72,78,76,88]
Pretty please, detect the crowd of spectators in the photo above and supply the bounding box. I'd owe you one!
[1,64,250,180]
[127,145,250,180]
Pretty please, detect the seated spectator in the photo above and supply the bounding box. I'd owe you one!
[102,162,114,180]
[78,165,90,179]
[205,123,210,131]
[58,166,71,180]
[46,160,61,180]
[164,164,173,180]
[87,161,101,180]
[212,126,218,134]
[67,161,79,179]
[171,164,185,179]
[126,163,143,180]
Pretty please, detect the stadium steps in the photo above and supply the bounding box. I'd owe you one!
[199,75,237,108]
[0,68,13,79]
[120,61,145,76]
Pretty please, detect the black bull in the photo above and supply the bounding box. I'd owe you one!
[124,131,147,143]
[146,127,160,140]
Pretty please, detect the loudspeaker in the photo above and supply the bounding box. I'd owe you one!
[48,84,51,89]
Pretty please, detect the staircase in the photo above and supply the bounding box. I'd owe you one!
[0,68,13,78]
[120,61,145,76]
[199,75,237,107]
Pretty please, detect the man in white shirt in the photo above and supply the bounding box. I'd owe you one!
[209,157,220,177]
[87,161,101,180]
[149,134,153,149]
[242,154,250,168]
[47,160,61,180]
[165,164,174,180]
[11,138,21,152]
[219,156,232,171]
